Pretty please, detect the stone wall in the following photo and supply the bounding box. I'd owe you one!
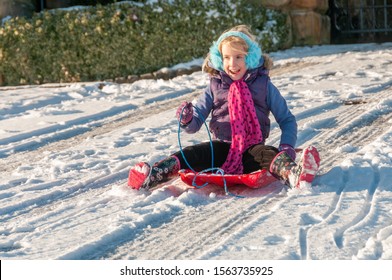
[261,0,330,46]
[0,0,35,19]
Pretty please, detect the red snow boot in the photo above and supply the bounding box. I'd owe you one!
[269,146,320,188]
[128,162,151,190]
[128,156,180,190]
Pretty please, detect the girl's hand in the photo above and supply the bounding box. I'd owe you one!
[279,144,296,160]
[176,101,193,125]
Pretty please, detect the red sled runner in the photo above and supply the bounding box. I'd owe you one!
[179,168,277,189]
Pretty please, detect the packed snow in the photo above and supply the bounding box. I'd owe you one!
[1,43,392,260]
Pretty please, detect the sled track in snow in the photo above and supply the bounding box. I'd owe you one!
[332,164,380,249]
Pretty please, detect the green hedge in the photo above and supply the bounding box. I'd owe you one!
[0,0,288,86]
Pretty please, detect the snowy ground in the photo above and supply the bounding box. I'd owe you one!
[1,43,392,260]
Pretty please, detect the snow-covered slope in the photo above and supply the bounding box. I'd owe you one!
[1,43,392,260]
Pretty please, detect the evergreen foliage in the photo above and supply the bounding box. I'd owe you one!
[0,0,288,86]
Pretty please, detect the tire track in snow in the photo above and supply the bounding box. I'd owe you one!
[0,169,128,223]
[298,89,392,174]
[194,193,292,260]
[0,90,203,173]
[0,178,188,258]
[106,184,288,259]
[0,90,205,244]
[175,188,289,260]
[319,112,392,174]
[267,89,392,175]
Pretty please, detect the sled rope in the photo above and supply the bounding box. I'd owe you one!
[177,105,243,198]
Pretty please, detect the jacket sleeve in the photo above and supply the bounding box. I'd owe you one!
[181,85,213,134]
[266,81,298,147]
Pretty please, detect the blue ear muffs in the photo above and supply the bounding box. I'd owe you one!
[209,31,262,72]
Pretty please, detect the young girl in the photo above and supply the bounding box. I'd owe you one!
[128,25,319,190]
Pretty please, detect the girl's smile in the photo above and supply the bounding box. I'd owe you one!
[221,43,247,80]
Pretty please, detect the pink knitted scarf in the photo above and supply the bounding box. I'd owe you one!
[221,80,263,174]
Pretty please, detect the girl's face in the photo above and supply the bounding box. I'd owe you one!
[221,42,247,81]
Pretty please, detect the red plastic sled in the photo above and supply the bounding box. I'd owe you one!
[178,169,278,189]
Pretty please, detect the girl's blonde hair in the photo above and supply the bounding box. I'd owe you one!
[202,25,272,75]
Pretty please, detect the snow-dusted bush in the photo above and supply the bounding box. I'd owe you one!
[0,0,288,86]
